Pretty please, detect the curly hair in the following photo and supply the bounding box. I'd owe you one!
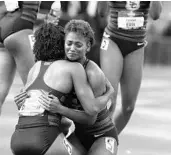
[33,23,65,61]
[64,19,95,46]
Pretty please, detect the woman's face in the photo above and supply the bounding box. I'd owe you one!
[64,32,90,62]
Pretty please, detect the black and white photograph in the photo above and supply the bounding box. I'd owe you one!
[0,1,170,155]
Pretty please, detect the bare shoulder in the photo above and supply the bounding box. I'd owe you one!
[63,61,85,74]
[51,60,82,69]
[68,61,84,70]
[86,60,105,80]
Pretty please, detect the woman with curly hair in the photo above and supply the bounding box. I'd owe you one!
[11,22,113,155]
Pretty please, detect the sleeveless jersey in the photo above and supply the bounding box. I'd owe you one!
[106,1,150,42]
[19,61,67,125]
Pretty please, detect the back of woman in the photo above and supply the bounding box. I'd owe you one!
[10,23,81,155]
[25,60,74,95]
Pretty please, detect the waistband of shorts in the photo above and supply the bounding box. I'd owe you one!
[105,28,146,43]
[16,114,61,129]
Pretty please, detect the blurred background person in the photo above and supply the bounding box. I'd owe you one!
[0,1,40,114]
[98,1,162,135]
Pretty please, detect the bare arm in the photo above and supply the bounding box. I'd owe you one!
[58,107,96,125]
[72,64,113,116]
[39,63,113,125]
[149,1,162,20]
[39,76,114,125]
[39,94,97,125]
[38,63,100,125]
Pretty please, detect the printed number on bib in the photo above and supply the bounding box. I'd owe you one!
[100,38,109,51]
[105,137,116,154]
[63,138,72,155]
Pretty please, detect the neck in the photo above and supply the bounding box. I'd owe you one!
[79,56,87,65]
[65,56,87,65]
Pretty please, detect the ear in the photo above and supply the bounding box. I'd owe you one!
[86,42,91,53]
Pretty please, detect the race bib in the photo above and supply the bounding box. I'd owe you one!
[100,38,109,51]
[4,1,19,12]
[118,11,144,30]
[105,137,116,153]
[19,90,45,116]
[63,138,72,155]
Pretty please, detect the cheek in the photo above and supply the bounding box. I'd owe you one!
[65,46,69,52]
[79,48,87,55]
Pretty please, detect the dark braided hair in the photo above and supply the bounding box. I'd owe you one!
[64,19,95,47]
[33,23,65,62]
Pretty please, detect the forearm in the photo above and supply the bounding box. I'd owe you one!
[57,104,97,125]
[94,77,115,112]
[93,82,114,113]
[94,93,111,112]
[80,85,114,115]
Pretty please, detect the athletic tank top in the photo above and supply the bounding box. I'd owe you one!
[65,59,114,135]
[19,61,67,125]
[106,1,150,42]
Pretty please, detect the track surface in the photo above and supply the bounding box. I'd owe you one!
[0,65,171,155]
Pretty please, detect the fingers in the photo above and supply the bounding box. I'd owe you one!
[14,91,27,99]
[39,94,51,104]
[49,95,61,104]
[15,98,26,106]
[48,94,56,99]
[18,100,25,110]
[38,97,50,111]
[14,93,27,101]
[38,95,52,112]
[14,92,29,107]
